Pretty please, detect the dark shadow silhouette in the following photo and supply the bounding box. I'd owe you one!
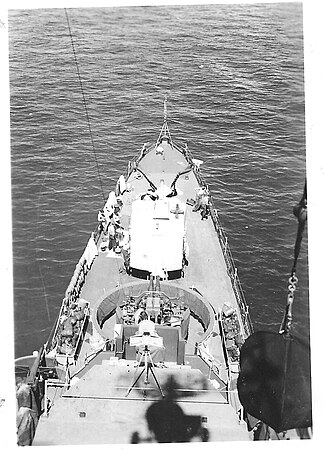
[130,375,209,443]
[237,331,312,433]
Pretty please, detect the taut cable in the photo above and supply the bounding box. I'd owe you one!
[65,9,106,203]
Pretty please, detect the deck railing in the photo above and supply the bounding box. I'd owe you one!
[177,141,254,338]
[46,230,100,353]
[209,204,253,336]
[45,303,66,352]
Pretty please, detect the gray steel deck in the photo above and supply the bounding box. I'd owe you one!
[33,135,251,445]
[72,140,239,374]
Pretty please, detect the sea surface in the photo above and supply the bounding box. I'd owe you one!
[9,3,308,359]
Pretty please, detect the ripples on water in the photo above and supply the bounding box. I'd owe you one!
[9,3,307,357]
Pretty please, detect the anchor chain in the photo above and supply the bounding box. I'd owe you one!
[280,273,298,334]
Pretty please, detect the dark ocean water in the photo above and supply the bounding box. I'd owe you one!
[9,3,308,358]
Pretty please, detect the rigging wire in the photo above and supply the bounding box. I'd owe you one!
[291,181,307,275]
[36,167,52,323]
[279,180,307,334]
[64,8,106,203]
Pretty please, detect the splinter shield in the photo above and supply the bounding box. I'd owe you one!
[129,334,163,348]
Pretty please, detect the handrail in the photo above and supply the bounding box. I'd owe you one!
[45,303,65,352]
[175,140,253,337]
[209,202,253,336]
[47,231,100,353]
[124,142,156,181]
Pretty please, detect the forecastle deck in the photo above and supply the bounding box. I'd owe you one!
[29,124,254,445]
